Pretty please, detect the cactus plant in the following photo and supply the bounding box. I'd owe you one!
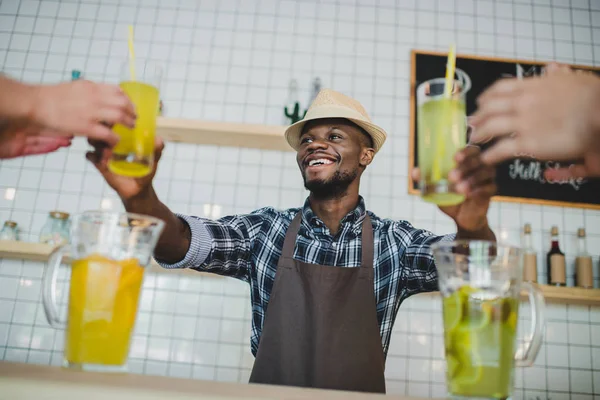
[284,101,307,124]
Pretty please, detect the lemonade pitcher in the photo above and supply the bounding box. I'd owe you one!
[417,68,471,206]
[42,211,164,371]
[432,241,545,400]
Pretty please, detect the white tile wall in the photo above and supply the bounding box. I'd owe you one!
[1,0,600,398]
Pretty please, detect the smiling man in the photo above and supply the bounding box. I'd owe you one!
[89,89,496,394]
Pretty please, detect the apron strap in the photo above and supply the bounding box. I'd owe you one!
[281,212,302,258]
[282,212,374,267]
[360,215,374,267]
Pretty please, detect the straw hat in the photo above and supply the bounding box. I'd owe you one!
[284,89,387,153]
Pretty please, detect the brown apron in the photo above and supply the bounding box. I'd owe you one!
[249,213,386,393]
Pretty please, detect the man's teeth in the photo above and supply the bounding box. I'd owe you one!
[308,159,334,166]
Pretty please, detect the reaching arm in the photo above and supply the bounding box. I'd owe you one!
[123,187,192,264]
[88,138,263,280]
[0,74,135,145]
[0,75,35,122]
[395,221,454,295]
[456,221,495,242]
[124,186,265,281]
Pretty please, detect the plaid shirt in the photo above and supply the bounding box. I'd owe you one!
[159,197,453,357]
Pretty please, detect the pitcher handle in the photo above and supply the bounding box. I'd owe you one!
[42,244,70,328]
[515,282,546,367]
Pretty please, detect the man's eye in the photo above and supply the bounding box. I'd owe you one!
[330,134,341,140]
[300,137,312,144]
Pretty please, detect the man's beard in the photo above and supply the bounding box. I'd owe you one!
[303,169,358,199]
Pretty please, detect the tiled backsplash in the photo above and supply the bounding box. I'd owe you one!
[1,0,599,398]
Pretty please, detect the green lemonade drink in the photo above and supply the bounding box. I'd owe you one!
[417,97,466,206]
[443,286,518,399]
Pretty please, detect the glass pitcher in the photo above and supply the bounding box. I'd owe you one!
[42,211,164,372]
[432,240,545,400]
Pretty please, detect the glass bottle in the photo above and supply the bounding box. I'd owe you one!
[575,228,593,288]
[307,77,322,105]
[39,211,71,246]
[0,221,18,241]
[546,226,566,287]
[522,223,537,283]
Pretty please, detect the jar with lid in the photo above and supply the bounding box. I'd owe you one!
[0,221,18,241]
[39,211,71,246]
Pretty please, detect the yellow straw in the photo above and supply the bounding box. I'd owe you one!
[444,44,456,97]
[127,25,136,81]
[431,44,457,183]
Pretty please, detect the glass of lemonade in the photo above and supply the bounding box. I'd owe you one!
[109,59,162,178]
[417,68,471,206]
[432,241,546,400]
[42,211,164,371]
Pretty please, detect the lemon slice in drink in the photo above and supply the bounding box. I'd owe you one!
[451,347,484,388]
[446,353,460,379]
[443,291,464,332]
[461,303,492,332]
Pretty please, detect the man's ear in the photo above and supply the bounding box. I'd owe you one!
[359,147,375,167]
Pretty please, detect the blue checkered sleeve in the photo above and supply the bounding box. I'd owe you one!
[394,221,455,295]
[156,211,268,282]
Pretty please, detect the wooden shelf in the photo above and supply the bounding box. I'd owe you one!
[157,117,292,152]
[414,285,600,307]
[533,284,600,306]
[0,240,207,277]
[1,240,599,305]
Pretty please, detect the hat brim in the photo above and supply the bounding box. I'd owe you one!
[284,105,387,153]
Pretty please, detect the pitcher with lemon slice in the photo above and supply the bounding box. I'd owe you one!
[417,46,472,206]
[432,241,545,400]
[42,211,164,371]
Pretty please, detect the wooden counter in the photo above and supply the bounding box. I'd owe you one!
[0,362,429,400]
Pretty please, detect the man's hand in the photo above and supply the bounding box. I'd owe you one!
[87,137,192,264]
[412,146,496,240]
[0,121,71,158]
[86,136,164,204]
[470,63,600,179]
[29,80,136,146]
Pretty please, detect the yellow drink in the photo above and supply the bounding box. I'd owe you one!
[109,81,159,178]
[417,98,466,206]
[65,254,144,366]
[443,286,518,399]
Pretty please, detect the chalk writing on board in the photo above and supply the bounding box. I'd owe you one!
[508,159,586,190]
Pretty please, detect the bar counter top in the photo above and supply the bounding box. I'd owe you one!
[0,362,437,400]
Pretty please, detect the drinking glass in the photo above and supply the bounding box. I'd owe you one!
[432,240,545,400]
[417,68,471,206]
[42,211,164,371]
[109,59,162,178]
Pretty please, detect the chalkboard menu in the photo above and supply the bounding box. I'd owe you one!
[409,50,600,210]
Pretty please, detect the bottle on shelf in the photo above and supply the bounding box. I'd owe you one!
[39,211,71,246]
[522,223,537,283]
[0,221,18,241]
[546,226,566,287]
[575,228,594,289]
